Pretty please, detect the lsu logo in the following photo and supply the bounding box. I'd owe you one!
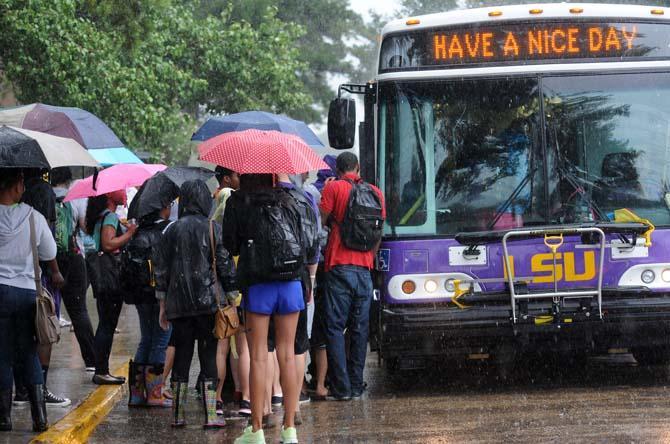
[504,251,596,283]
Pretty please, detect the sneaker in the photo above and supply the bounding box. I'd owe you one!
[238,399,251,417]
[280,426,298,444]
[298,392,310,404]
[216,400,224,416]
[44,388,71,407]
[271,395,283,407]
[59,317,72,328]
[234,426,265,444]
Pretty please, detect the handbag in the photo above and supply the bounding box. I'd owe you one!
[29,212,61,345]
[209,221,239,339]
[85,212,122,300]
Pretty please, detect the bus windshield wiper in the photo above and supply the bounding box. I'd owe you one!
[556,163,607,222]
[487,165,538,230]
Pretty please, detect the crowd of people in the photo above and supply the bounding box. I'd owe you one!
[0,151,386,444]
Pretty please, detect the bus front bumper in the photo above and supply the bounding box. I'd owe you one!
[378,293,670,362]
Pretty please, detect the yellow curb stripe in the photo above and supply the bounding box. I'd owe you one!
[31,362,129,444]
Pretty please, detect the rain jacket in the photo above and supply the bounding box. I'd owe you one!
[154,180,238,320]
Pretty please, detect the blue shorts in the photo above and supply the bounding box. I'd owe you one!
[243,280,305,315]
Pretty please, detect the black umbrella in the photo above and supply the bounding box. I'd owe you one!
[0,125,98,169]
[128,167,215,221]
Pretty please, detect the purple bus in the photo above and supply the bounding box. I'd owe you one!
[327,3,670,375]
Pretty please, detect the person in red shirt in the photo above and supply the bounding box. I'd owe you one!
[319,152,385,400]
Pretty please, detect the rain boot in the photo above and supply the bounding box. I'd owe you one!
[145,365,171,407]
[201,379,226,429]
[128,360,147,407]
[27,385,47,432]
[0,389,12,431]
[171,382,188,428]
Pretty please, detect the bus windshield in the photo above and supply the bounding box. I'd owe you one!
[379,72,670,236]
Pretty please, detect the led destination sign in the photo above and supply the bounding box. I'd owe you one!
[379,22,670,71]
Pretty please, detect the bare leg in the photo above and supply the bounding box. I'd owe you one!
[162,346,175,387]
[272,351,282,398]
[313,347,328,397]
[236,331,250,402]
[246,312,270,432]
[215,338,230,402]
[274,312,299,429]
[294,353,306,413]
[230,339,240,395]
[265,352,274,416]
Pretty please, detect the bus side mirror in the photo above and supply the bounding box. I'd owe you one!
[328,98,356,149]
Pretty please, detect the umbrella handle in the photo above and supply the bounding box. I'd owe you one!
[92,169,99,191]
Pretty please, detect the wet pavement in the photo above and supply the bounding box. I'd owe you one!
[91,348,670,444]
[2,295,138,444]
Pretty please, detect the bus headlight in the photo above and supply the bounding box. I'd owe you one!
[401,280,416,294]
[445,279,456,292]
[663,269,670,283]
[424,279,438,293]
[641,269,656,284]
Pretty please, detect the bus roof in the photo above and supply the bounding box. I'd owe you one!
[382,3,669,36]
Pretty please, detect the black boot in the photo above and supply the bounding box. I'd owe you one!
[0,389,11,431]
[27,385,48,432]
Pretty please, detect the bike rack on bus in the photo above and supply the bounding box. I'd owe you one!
[502,227,606,324]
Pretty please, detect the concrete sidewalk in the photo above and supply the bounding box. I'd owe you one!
[1,296,139,444]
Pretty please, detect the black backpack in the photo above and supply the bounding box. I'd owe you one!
[245,189,306,281]
[339,179,384,252]
[286,188,319,264]
[120,220,171,303]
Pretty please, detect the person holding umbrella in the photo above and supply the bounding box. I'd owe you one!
[123,167,215,408]
[200,129,328,444]
[86,190,137,385]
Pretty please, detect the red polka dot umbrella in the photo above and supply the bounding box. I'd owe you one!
[198,129,329,174]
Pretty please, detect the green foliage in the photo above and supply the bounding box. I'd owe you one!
[197,0,365,122]
[0,0,309,164]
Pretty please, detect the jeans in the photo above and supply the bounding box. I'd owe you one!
[324,265,373,398]
[58,254,96,367]
[134,303,171,365]
[171,315,218,383]
[0,284,44,389]
[94,294,123,375]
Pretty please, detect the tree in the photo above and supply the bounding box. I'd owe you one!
[197,0,366,122]
[0,0,310,163]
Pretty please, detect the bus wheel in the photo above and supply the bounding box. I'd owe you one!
[632,347,670,366]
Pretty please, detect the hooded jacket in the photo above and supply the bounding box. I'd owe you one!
[154,180,237,320]
[0,203,57,290]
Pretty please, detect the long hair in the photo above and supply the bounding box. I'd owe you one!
[85,195,109,235]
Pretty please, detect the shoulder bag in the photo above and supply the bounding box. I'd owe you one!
[85,211,122,300]
[209,221,239,339]
[29,212,61,345]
